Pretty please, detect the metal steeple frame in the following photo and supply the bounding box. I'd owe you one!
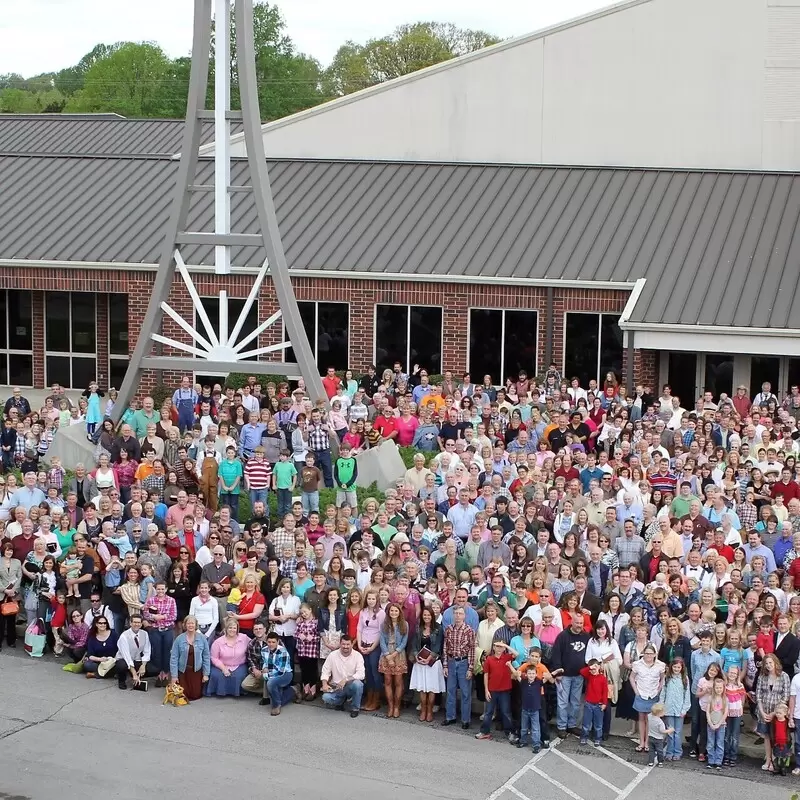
[112,0,326,420]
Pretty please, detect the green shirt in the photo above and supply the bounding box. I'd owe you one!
[131,409,159,439]
[273,460,297,490]
[218,459,243,494]
[669,495,699,519]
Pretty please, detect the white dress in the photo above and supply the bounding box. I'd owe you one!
[409,631,446,693]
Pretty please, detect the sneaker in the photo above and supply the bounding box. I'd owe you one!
[656,762,663,767]
[532,745,541,754]
[541,740,550,749]
[507,733,519,744]
[715,766,721,772]
[475,733,492,740]
[689,750,697,758]
[579,738,588,746]
[791,768,800,776]
[516,742,524,749]
[648,761,655,767]
[706,764,714,770]
[697,753,706,762]
[592,740,601,748]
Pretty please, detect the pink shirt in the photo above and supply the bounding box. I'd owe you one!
[395,415,419,447]
[210,633,249,671]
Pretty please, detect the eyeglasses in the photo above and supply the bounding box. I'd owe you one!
[208,535,220,540]
[179,550,189,554]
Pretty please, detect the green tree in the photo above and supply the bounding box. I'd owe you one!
[54,43,118,96]
[324,21,500,97]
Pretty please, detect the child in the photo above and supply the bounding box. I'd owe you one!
[82,381,104,439]
[695,661,722,762]
[61,548,83,599]
[356,552,372,591]
[723,666,745,766]
[705,677,728,769]
[646,703,674,767]
[300,452,323,516]
[771,703,792,776]
[659,657,691,761]
[272,449,297,519]
[58,399,71,428]
[138,562,156,605]
[719,629,746,674]
[226,577,242,613]
[333,444,358,509]
[579,658,609,746]
[510,649,556,753]
[364,419,381,449]
[788,668,800,776]
[47,456,66,494]
[474,640,517,743]
[294,603,320,701]
[756,616,775,660]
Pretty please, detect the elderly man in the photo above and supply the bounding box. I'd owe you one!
[442,606,476,730]
[404,453,433,494]
[200,545,235,628]
[523,588,563,630]
[614,519,645,569]
[615,493,643,527]
[447,488,479,542]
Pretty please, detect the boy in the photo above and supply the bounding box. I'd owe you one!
[300,452,323,516]
[475,640,518,743]
[226,577,242,613]
[756,616,775,661]
[579,659,609,746]
[647,703,674,767]
[771,703,792,776]
[243,446,271,511]
[47,456,66,493]
[355,552,372,591]
[511,648,557,752]
[333,443,358,509]
[272,449,297,519]
[218,446,243,521]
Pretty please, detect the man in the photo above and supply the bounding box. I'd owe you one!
[115,614,157,690]
[669,482,700,519]
[741,530,777,572]
[83,591,114,629]
[447,488,478,541]
[640,535,669,583]
[772,467,800,505]
[477,526,511,569]
[320,635,365,717]
[613,568,643,611]
[615,493,643,527]
[60,536,95,612]
[584,488,609,527]
[774,615,800,678]
[476,575,518,620]
[573,575,601,620]
[258,631,299,714]
[200,546,235,627]
[307,409,334,488]
[586,546,610,598]
[404,453,433,494]
[3,387,31,418]
[238,415,266,461]
[599,506,623,544]
[14,472,46,514]
[681,499,714,540]
[441,587,479,631]
[649,516,683,560]
[614,519,645,568]
[131,396,159,440]
[550,612,591,737]
[111,424,141,463]
[166,491,195,529]
[441,606,476,730]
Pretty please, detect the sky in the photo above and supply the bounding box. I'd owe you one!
[1,0,613,78]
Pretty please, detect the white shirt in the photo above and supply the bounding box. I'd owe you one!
[189,595,219,636]
[269,594,301,636]
[241,395,260,416]
[84,605,115,630]
[523,603,563,630]
[116,627,151,667]
[585,638,622,664]
[194,546,214,568]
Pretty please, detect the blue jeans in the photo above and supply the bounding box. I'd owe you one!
[276,488,292,518]
[648,736,666,763]
[445,658,472,723]
[219,493,239,521]
[480,690,513,734]
[581,701,603,741]
[520,708,542,748]
[312,449,333,488]
[724,716,741,761]
[363,646,383,690]
[266,671,295,707]
[707,725,724,766]
[664,715,684,758]
[147,628,174,675]
[248,488,268,509]
[322,679,364,710]
[556,675,584,730]
[302,491,319,515]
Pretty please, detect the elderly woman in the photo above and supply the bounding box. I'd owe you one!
[0,541,21,648]
[170,615,211,700]
[205,618,250,697]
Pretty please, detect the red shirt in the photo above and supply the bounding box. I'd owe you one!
[715,544,736,564]
[771,480,800,504]
[484,652,514,693]
[322,375,340,399]
[237,591,265,631]
[374,415,397,440]
[579,667,609,705]
[772,717,789,747]
[788,558,800,589]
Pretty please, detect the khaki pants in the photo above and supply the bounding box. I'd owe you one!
[241,672,266,697]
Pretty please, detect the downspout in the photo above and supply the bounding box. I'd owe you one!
[543,286,553,375]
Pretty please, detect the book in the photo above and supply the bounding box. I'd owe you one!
[417,646,432,662]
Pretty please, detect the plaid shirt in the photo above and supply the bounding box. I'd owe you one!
[246,636,267,673]
[307,423,330,452]
[142,594,177,630]
[443,622,476,670]
[262,643,292,678]
[279,556,298,579]
[613,534,645,568]
[269,527,296,556]
[735,501,758,531]
[295,617,320,658]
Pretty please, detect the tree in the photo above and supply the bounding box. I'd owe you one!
[54,44,118,96]
[323,22,500,97]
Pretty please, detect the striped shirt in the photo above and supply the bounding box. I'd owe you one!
[244,459,272,490]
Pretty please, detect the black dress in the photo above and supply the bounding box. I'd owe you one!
[167,579,193,621]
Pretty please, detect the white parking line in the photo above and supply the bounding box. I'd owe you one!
[550,747,623,792]
[595,744,646,772]
[485,741,557,800]
[615,765,653,799]
[528,766,585,800]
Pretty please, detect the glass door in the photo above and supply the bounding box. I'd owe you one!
[749,356,780,399]
[666,352,697,408]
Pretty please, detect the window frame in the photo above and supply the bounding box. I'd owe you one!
[292,301,350,371]
[466,307,539,385]
[108,294,129,390]
[43,292,97,389]
[0,290,34,387]
[562,311,623,386]
[373,303,443,376]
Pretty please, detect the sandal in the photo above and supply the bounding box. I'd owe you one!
[634,745,646,753]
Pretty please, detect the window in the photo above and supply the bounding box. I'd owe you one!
[0,290,33,386]
[749,356,780,399]
[108,294,129,389]
[468,309,538,385]
[45,292,97,388]
[286,301,349,371]
[564,313,622,387]
[374,305,442,375]
[194,297,260,386]
[703,354,733,400]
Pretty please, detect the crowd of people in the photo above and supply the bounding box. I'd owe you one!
[2,367,800,774]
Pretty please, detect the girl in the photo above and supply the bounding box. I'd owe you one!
[585,619,622,740]
[409,606,445,722]
[659,657,691,761]
[358,589,386,711]
[549,562,574,605]
[705,677,728,769]
[294,603,320,701]
[719,629,746,674]
[723,665,745,766]
[345,588,362,640]
[379,602,408,718]
[695,662,722,763]
[630,643,665,752]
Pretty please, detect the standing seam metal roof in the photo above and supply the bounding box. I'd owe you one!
[0,154,799,329]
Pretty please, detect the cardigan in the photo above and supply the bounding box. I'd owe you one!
[170,632,211,678]
[0,557,22,594]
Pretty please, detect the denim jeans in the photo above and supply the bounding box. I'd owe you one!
[480,689,513,734]
[248,488,268,509]
[664,715,684,758]
[276,488,292,518]
[689,695,707,752]
[312,449,333,488]
[322,679,364,710]
[302,491,319,515]
[724,716,741,761]
[219,493,239,521]
[581,701,603,741]
[362,646,383,690]
[707,725,725,766]
[147,627,174,674]
[520,708,542,748]
[556,675,584,730]
[648,736,666,763]
[445,658,472,723]
[266,671,295,707]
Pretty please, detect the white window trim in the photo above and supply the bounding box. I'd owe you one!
[373,304,443,376]
[44,292,97,389]
[466,307,539,383]
[562,311,622,384]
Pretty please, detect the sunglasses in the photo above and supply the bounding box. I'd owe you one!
[179,550,189,554]
[208,535,220,539]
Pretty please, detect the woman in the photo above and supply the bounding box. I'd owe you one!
[630,643,666,752]
[598,594,630,643]
[509,617,541,668]
[169,614,211,700]
[93,453,117,493]
[326,556,345,590]
[345,588,362,640]
[22,537,47,624]
[553,501,576,545]
[558,591,592,633]
[586,619,623,739]
[34,554,58,628]
[228,574,265,637]
[60,608,89,666]
[120,567,143,618]
[55,516,77,552]
[113,448,137,504]
[510,543,534,583]
[379,602,409,718]
[755,652,791,772]
[0,541,21,649]
[260,557,283,607]
[438,539,469,579]
[205,618,249,697]
[318,586,345,659]
[174,546,202,596]
[409,605,445,722]
[617,611,647,734]
[268,578,301,664]
[357,588,386,711]
[80,617,118,677]
[561,532,586,568]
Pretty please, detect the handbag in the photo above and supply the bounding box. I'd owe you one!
[0,600,19,616]
[24,618,46,658]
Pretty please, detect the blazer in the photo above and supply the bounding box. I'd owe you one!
[0,557,22,594]
[410,624,443,661]
[68,476,97,503]
[774,631,800,678]
[170,632,211,678]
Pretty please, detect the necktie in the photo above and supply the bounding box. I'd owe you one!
[134,635,140,650]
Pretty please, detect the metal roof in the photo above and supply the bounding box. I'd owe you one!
[0,116,240,156]
[0,155,799,329]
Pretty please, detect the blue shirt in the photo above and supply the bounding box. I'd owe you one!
[773,536,794,570]
[740,543,777,573]
[690,648,722,693]
[447,502,479,540]
[238,423,265,456]
[412,385,433,405]
[13,486,46,513]
[520,678,544,711]
[441,604,479,632]
[580,467,605,494]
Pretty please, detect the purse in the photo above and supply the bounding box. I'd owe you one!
[0,600,19,616]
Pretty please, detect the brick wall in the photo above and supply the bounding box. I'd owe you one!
[0,266,659,391]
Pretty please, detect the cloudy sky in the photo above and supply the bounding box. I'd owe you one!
[2,0,612,77]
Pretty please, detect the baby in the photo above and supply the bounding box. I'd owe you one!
[61,548,83,598]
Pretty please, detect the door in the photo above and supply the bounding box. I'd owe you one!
[666,352,697,408]
[703,353,733,400]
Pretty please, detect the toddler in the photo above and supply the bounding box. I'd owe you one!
[226,577,242,613]
[771,703,792,775]
[647,703,674,767]
[61,548,83,599]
